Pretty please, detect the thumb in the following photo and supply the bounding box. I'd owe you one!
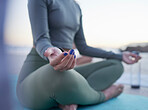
[44,48,54,57]
[130,53,138,58]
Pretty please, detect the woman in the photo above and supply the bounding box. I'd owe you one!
[16,0,141,110]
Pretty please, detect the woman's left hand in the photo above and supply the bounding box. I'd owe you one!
[122,51,141,64]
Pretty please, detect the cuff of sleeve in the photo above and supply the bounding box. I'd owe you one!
[107,51,123,61]
[98,92,106,103]
[114,54,123,61]
[35,37,53,61]
[40,45,51,61]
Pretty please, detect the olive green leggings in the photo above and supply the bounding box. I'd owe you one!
[16,48,124,110]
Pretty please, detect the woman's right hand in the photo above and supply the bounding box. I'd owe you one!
[44,47,76,71]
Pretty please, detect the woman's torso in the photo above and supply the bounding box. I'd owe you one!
[17,0,81,84]
[34,0,81,49]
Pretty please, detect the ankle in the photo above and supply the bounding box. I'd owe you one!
[102,91,109,101]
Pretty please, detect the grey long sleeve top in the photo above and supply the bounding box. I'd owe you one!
[28,0,122,61]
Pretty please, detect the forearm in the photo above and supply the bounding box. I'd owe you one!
[77,44,122,61]
[35,37,53,61]
[28,0,53,61]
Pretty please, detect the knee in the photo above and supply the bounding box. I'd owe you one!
[109,59,124,75]
[53,70,85,104]
[54,70,82,92]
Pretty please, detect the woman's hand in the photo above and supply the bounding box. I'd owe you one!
[44,47,76,71]
[122,51,141,64]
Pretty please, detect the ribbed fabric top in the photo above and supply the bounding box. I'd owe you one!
[28,0,122,61]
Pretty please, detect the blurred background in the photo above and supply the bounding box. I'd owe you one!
[5,0,148,48]
[1,0,148,109]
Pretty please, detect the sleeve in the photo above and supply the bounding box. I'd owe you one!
[74,15,123,61]
[28,0,53,61]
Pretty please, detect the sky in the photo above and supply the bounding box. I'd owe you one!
[4,0,148,48]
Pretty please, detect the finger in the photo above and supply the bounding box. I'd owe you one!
[60,56,74,71]
[131,53,141,60]
[54,53,72,70]
[137,55,141,59]
[64,49,75,70]
[131,53,141,62]
[50,52,68,66]
[59,50,75,71]
[135,56,142,62]
[68,49,75,55]
[70,55,76,69]
[130,53,138,58]
[127,60,135,64]
[64,53,75,70]
[124,56,136,64]
[54,49,75,70]
[139,56,142,59]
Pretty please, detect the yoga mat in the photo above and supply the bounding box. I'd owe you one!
[78,94,148,110]
[51,94,148,110]
[10,74,148,110]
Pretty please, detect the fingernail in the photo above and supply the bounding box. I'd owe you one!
[64,53,68,56]
[72,52,75,55]
[70,49,74,55]
[74,55,76,59]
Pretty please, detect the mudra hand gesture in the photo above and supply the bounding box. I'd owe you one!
[44,47,76,71]
[122,51,141,64]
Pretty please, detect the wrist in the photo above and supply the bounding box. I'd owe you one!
[44,47,52,57]
[44,47,63,58]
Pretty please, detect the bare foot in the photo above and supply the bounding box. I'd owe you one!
[102,84,124,101]
[59,104,78,110]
